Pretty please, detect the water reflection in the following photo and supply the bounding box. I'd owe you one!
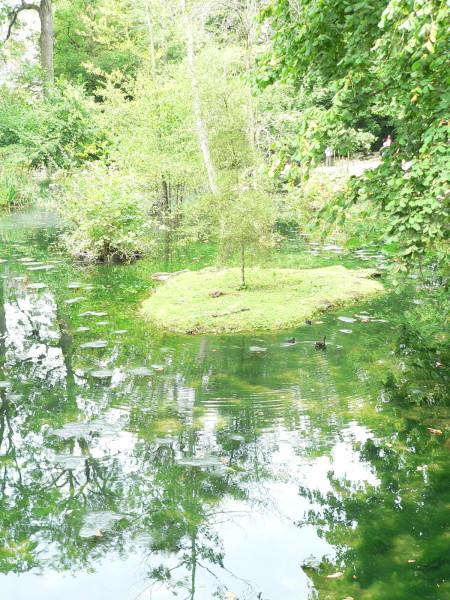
[0,210,448,599]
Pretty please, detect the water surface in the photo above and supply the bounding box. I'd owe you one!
[0,209,448,600]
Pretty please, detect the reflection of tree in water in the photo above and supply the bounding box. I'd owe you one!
[296,422,450,599]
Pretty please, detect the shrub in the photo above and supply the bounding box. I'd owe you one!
[60,166,155,262]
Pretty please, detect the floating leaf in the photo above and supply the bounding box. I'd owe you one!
[79,511,124,539]
[80,340,108,349]
[176,456,223,468]
[27,265,55,271]
[130,367,152,377]
[65,296,86,305]
[154,437,177,446]
[52,454,86,469]
[90,369,114,379]
[27,283,48,290]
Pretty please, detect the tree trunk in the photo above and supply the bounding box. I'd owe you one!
[180,0,218,195]
[39,0,54,93]
[241,243,246,288]
[144,0,157,75]
[4,1,54,94]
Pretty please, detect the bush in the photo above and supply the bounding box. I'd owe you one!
[0,81,107,171]
[60,166,155,262]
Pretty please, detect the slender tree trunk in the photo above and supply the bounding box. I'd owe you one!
[144,1,157,76]
[180,0,218,195]
[241,243,245,287]
[39,0,54,93]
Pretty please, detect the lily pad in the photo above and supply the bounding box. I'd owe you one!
[80,340,108,349]
[65,296,86,305]
[229,434,245,442]
[338,316,356,323]
[27,283,48,290]
[79,511,124,539]
[52,454,86,469]
[27,265,55,271]
[50,419,119,438]
[90,369,114,379]
[130,367,152,377]
[176,456,223,469]
[154,437,177,446]
[50,422,95,439]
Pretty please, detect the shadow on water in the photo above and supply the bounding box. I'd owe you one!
[0,209,448,600]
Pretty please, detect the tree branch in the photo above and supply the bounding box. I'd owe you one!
[3,1,40,43]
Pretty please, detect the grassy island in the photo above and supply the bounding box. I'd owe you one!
[141,266,384,334]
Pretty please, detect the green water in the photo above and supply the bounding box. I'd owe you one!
[0,209,448,600]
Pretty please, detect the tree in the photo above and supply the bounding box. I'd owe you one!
[258,0,450,263]
[180,0,218,195]
[218,185,276,287]
[3,0,54,92]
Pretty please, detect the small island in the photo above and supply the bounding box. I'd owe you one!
[141,266,384,334]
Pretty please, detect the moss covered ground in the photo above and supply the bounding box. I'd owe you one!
[141,266,384,334]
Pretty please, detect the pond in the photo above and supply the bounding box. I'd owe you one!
[0,209,448,600]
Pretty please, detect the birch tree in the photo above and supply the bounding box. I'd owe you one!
[179,0,218,195]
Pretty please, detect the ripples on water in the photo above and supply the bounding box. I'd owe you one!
[0,210,448,600]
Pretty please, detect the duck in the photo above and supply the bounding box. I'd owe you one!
[285,337,296,344]
[305,319,312,326]
[315,336,326,350]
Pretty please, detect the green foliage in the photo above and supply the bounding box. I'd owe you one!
[258,82,377,181]
[54,0,144,91]
[217,186,276,286]
[60,166,155,262]
[259,0,450,260]
[0,81,107,170]
[0,167,38,209]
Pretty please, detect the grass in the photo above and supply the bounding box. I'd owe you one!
[141,266,384,334]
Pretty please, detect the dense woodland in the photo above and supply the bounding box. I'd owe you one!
[0,0,448,267]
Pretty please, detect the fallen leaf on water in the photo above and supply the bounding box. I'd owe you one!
[326,572,343,579]
[427,428,443,435]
